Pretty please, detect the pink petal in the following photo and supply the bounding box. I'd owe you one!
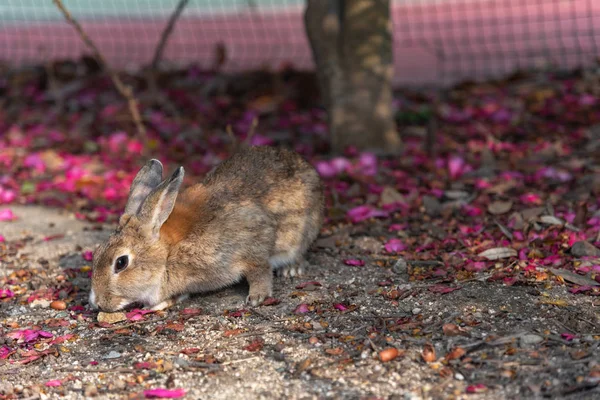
[82,251,94,261]
[343,259,365,267]
[0,346,12,359]
[144,388,186,399]
[384,238,407,253]
[0,288,14,299]
[561,333,576,341]
[466,384,487,394]
[448,156,465,180]
[333,303,348,311]
[45,380,62,387]
[347,205,388,224]
[0,208,17,221]
[295,281,322,289]
[294,304,309,314]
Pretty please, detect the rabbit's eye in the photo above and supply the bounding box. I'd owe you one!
[114,255,129,273]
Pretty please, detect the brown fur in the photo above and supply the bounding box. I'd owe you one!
[90,146,324,311]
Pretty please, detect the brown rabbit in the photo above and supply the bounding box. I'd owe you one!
[89,146,324,312]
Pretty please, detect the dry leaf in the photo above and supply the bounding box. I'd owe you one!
[97,312,127,324]
[422,343,436,363]
[571,241,600,257]
[548,268,599,287]
[539,215,564,226]
[380,186,405,205]
[478,247,517,260]
[488,200,513,215]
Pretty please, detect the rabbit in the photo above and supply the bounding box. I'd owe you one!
[89,146,324,312]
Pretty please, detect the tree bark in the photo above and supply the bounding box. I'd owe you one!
[305,0,400,154]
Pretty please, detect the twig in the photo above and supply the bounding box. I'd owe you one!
[367,336,380,352]
[233,329,283,339]
[244,117,259,146]
[221,356,260,366]
[151,0,190,70]
[103,316,168,330]
[55,366,135,373]
[52,0,146,140]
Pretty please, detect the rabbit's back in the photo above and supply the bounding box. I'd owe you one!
[201,146,324,266]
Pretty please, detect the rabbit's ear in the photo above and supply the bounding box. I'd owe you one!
[123,159,164,217]
[137,167,184,239]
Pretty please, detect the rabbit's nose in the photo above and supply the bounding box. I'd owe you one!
[88,289,98,310]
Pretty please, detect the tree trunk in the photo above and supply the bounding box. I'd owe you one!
[305,0,400,154]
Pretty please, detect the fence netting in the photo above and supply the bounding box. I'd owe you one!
[1,0,599,86]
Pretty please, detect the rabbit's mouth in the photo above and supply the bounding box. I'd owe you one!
[120,301,145,311]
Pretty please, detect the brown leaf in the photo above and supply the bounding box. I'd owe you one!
[445,347,466,361]
[571,241,600,257]
[243,338,264,352]
[325,347,344,356]
[539,215,564,226]
[223,329,244,337]
[478,247,517,260]
[422,343,436,363]
[97,312,127,324]
[442,323,471,337]
[380,186,406,206]
[570,350,590,360]
[180,348,200,355]
[548,268,599,287]
[262,297,281,306]
[488,200,513,215]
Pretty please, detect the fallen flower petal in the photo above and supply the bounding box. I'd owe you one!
[343,259,365,267]
[144,388,186,399]
[0,208,17,221]
[466,384,488,394]
[384,238,407,253]
[294,303,310,314]
[45,380,62,387]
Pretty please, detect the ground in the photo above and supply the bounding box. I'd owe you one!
[2,63,600,399]
[1,205,600,400]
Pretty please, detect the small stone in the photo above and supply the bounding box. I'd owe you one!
[455,373,465,381]
[308,336,319,345]
[50,300,67,310]
[58,290,69,299]
[571,241,600,257]
[392,257,408,276]
[520,334,544,346]
[412,308,422,315]
[103,351,121,359]
[84,384,98,397]
[30,299,50,308]
[174,357,190,368]
[97,312,127,324]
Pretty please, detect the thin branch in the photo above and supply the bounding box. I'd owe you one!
[55,366,135,374]
[52,0,146,140]
[151,0,190,70]
[103,316,168,330]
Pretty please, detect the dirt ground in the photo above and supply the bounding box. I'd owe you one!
[2,205,600,400]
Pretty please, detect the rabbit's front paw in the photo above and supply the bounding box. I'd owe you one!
[245,292,269,307]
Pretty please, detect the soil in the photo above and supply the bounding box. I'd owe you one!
[2,205,600,400]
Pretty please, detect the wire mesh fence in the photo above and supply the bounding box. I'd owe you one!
[1,0,599,86]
